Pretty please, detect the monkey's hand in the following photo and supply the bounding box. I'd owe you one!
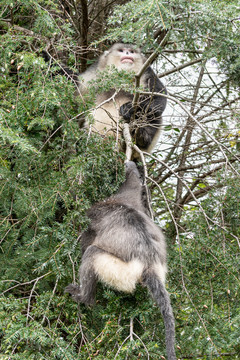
[119,102,135,122]
[120,101,157,122]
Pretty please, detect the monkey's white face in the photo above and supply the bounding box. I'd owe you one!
[105,44,145,73]
[119,48,135,64]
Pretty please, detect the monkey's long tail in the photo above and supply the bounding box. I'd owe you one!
[142,270,176,360]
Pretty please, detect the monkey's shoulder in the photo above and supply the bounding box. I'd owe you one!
[144,66,167,94]
[87,199,141,218]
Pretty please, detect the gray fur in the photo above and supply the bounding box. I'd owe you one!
[142,269,176,360]
[65,161,176,360]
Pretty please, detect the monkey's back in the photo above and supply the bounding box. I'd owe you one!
[82,200,166,266]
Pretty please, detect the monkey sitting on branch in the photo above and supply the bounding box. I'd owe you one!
[65,157,176,360]
[77,43,167,155]
[43,43,167,156]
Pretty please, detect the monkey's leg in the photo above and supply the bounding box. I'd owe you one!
[135,119,160,149]
[142,269,176,360]
[65,246,102,305]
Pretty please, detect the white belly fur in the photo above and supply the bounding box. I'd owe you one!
[93,253,167,293]
[94,253,144,293]
[90,94,130,136]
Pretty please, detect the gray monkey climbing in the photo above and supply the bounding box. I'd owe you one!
[65,161,176,360]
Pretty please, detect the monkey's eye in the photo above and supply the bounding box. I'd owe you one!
[119,49,124,52]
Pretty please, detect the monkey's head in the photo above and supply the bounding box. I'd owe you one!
[99,43,146,73]
[125,161,141,181]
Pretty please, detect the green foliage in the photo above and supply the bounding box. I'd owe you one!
[88,66,137,96]
[0,0,239,359]
[168,175,240,358]
[0,22,126,358]
[107,0,240,85]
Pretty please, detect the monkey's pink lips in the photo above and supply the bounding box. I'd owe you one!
[121,56,134,64]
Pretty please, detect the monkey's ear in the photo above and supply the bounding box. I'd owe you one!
[103,50,110,57]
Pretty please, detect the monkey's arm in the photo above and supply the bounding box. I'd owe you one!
[114,161,146,212]
[119,67,167,150]
[120,102,162,149]
[120,67,167,119]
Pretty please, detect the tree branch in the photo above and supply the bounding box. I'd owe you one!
[158,57,203,78]
[142,91,240,172]
[132,31,170,107]
[122,123,132,161]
